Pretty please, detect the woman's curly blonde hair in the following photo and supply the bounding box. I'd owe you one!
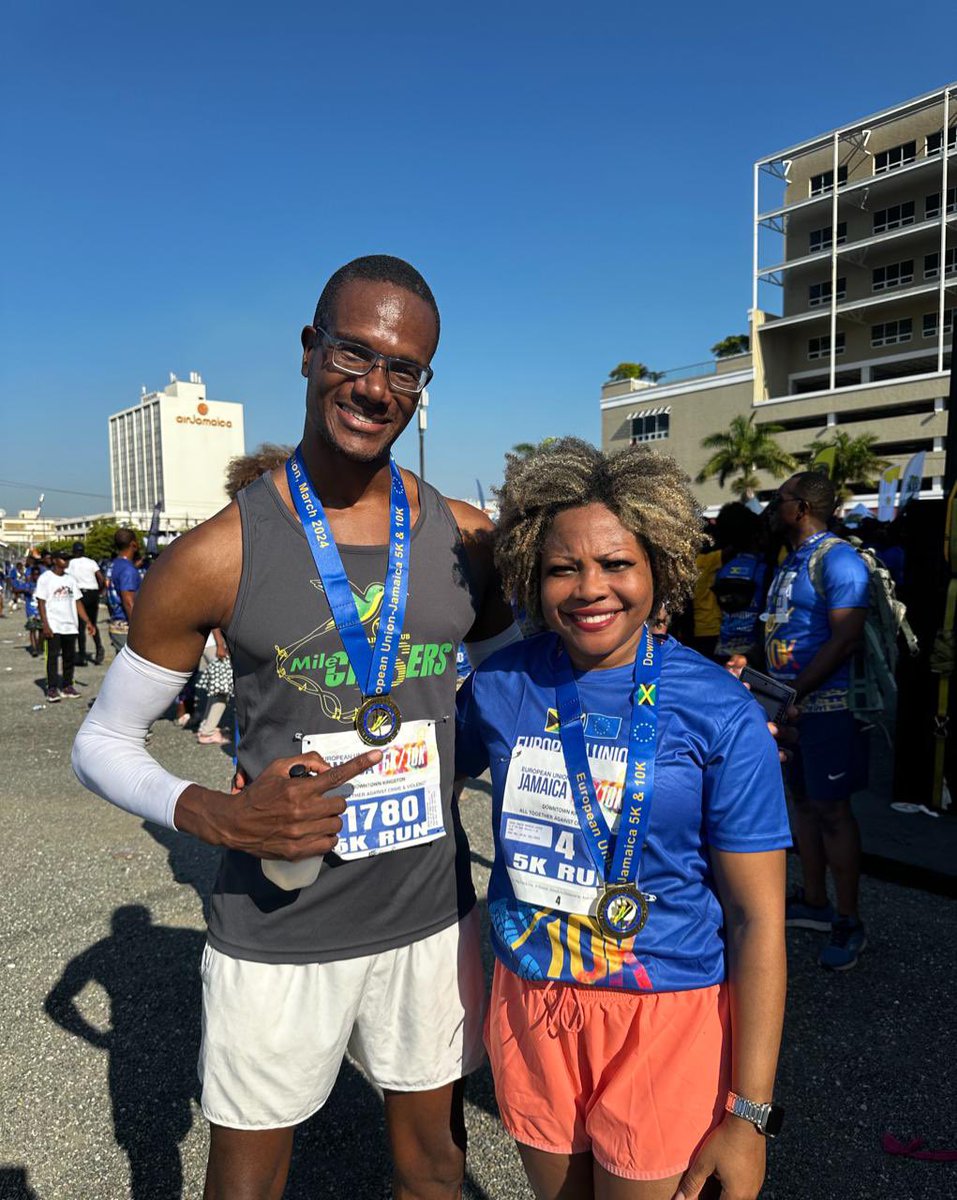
[494,438,702,628]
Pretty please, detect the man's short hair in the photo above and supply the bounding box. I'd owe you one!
[790,471,837,522]
[114,527,137,552]
[313,255,440,351]
[72,541,85,555]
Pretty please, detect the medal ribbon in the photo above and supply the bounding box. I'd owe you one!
[286,445,410,700]
[556,625,662,889]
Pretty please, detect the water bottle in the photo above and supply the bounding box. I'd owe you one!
[261,764,322,890]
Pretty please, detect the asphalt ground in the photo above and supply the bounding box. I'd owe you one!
[1,616,955,1199]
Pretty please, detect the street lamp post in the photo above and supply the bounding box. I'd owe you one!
[418,389,429,481]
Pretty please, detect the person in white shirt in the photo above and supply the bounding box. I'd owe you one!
[36,552,96,702]
[67,542,106,665]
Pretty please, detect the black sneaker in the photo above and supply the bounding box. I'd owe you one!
[46,687,61,703]
[785,888,836,931]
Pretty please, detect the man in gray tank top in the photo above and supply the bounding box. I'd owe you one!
[79,257,516,1198]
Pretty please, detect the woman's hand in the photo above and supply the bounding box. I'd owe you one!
[674,1115,766,1199]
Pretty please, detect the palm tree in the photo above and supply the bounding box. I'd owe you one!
[805,431,890,501]
[608,362,650,382]
[710,334,750,358]
[511,437,557,458]
[697,414,798,499]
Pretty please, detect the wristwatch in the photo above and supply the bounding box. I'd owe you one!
[725,1091,785,1137]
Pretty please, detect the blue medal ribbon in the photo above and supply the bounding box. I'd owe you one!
[555,625,662,896]
[286,445,410,708]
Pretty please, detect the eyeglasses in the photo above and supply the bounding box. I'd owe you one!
[315,326,433,396]
[770,492,804,508]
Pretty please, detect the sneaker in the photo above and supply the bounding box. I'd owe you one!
[785,889,836,931]
[174,713,191,728]
[197,729,229,745]
[46,687,61,703]
[61,686,81,699]
[94,650,104,665]
[819,917,867,971]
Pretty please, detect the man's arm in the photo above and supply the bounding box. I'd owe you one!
[38,597,52,639]
[120,585,136,620]
[75,597,96,640]
[792,606,866,702]
[445,499,514,642]
[74,505,381,857]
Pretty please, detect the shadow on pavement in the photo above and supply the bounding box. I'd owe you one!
[0,1167,40,1199]
[44,905,203,1200]
[143,822,222,920]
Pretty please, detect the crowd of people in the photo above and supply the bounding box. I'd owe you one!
[53,254,907,1199]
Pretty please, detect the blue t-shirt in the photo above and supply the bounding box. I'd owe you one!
[715,553,767,656]
[24,583,38,619]
[764,533,869,711]
[455,632,790,994]
[105,557,141,621]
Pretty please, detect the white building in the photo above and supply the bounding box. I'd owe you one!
[109,372,245,530]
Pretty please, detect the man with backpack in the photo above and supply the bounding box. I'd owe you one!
[764,472,870,970]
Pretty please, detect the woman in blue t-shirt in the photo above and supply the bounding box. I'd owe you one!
[456,439,789,1200]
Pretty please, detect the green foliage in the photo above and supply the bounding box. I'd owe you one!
[608,362,650,381]
[696,414,798,498]
[710,334,750,358]
[805,431,890,501]
[81,519,148,563]
[511,438,557,459]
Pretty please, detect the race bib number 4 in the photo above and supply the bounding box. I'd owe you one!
[502,740,626,916]
[302,720,445,860]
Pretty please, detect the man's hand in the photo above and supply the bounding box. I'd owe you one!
[175,749,382,860]
[42,623,54,640]
[674,1115,766,1199]
[86,621,96,639]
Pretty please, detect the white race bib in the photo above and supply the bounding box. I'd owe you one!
[501,740,626,916]
[302,720,445,860]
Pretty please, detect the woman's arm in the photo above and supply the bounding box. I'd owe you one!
[674,848,786,1200]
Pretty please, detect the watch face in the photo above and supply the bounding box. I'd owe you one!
[763,1105,785,1137]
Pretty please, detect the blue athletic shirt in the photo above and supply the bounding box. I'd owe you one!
[715,553,768,656]
[455,632,790,993]
[764,533,869,712]
[24,583,38,619]
[105,557,141,621]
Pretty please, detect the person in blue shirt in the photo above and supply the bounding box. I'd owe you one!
[711,503,768,664]
[457,439,789,1200]
[23,566,42,657]
[104,528,142,654]
[765,472,870,971]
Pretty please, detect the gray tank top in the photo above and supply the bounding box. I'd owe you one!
[208,470,480,963]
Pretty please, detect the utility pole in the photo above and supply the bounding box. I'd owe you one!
[418,389,430,481]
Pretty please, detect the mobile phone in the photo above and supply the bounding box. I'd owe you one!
[738,667,797,725]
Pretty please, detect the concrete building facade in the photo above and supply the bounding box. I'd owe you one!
[602,83,955,511]
[109,372,245,529]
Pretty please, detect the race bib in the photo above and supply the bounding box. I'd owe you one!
[302,720,445,860]
[501,740,626,915]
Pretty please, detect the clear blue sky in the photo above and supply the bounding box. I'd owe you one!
[2,1,955,518]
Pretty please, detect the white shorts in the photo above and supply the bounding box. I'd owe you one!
[198,908,487,1129]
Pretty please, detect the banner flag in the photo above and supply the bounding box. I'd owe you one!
[898,451,926,510]
[811,445,837,478]
[877,465,901,522]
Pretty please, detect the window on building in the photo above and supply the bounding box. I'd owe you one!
[925,188,957,220]
[808,222,848,253]
[807,333,845,359]
[924,248,957,280]
[630,412,670,443]
[872,201,915,234]
[872,260,915,291]
[871,319,913,347]
[926,128,957,156]
[810,165,848,197]
[808,277,847,307]
[874,141,917,174]
[923,309,955,338]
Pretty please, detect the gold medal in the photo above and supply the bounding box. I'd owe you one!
[595,883,648,940]
[355,696,402,747]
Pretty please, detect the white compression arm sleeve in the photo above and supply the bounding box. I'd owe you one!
[72,646,197,831]
[465,622,523,668]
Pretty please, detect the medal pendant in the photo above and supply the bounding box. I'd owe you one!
[596,883,648,940]
[355,696,402,747]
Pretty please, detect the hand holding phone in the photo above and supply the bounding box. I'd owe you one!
[738,666,798,725]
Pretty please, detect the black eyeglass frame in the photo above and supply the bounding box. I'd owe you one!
[314,325,434,396]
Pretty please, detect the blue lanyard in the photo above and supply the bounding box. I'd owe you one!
[555,626,662,888]
[285,446,410,700]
